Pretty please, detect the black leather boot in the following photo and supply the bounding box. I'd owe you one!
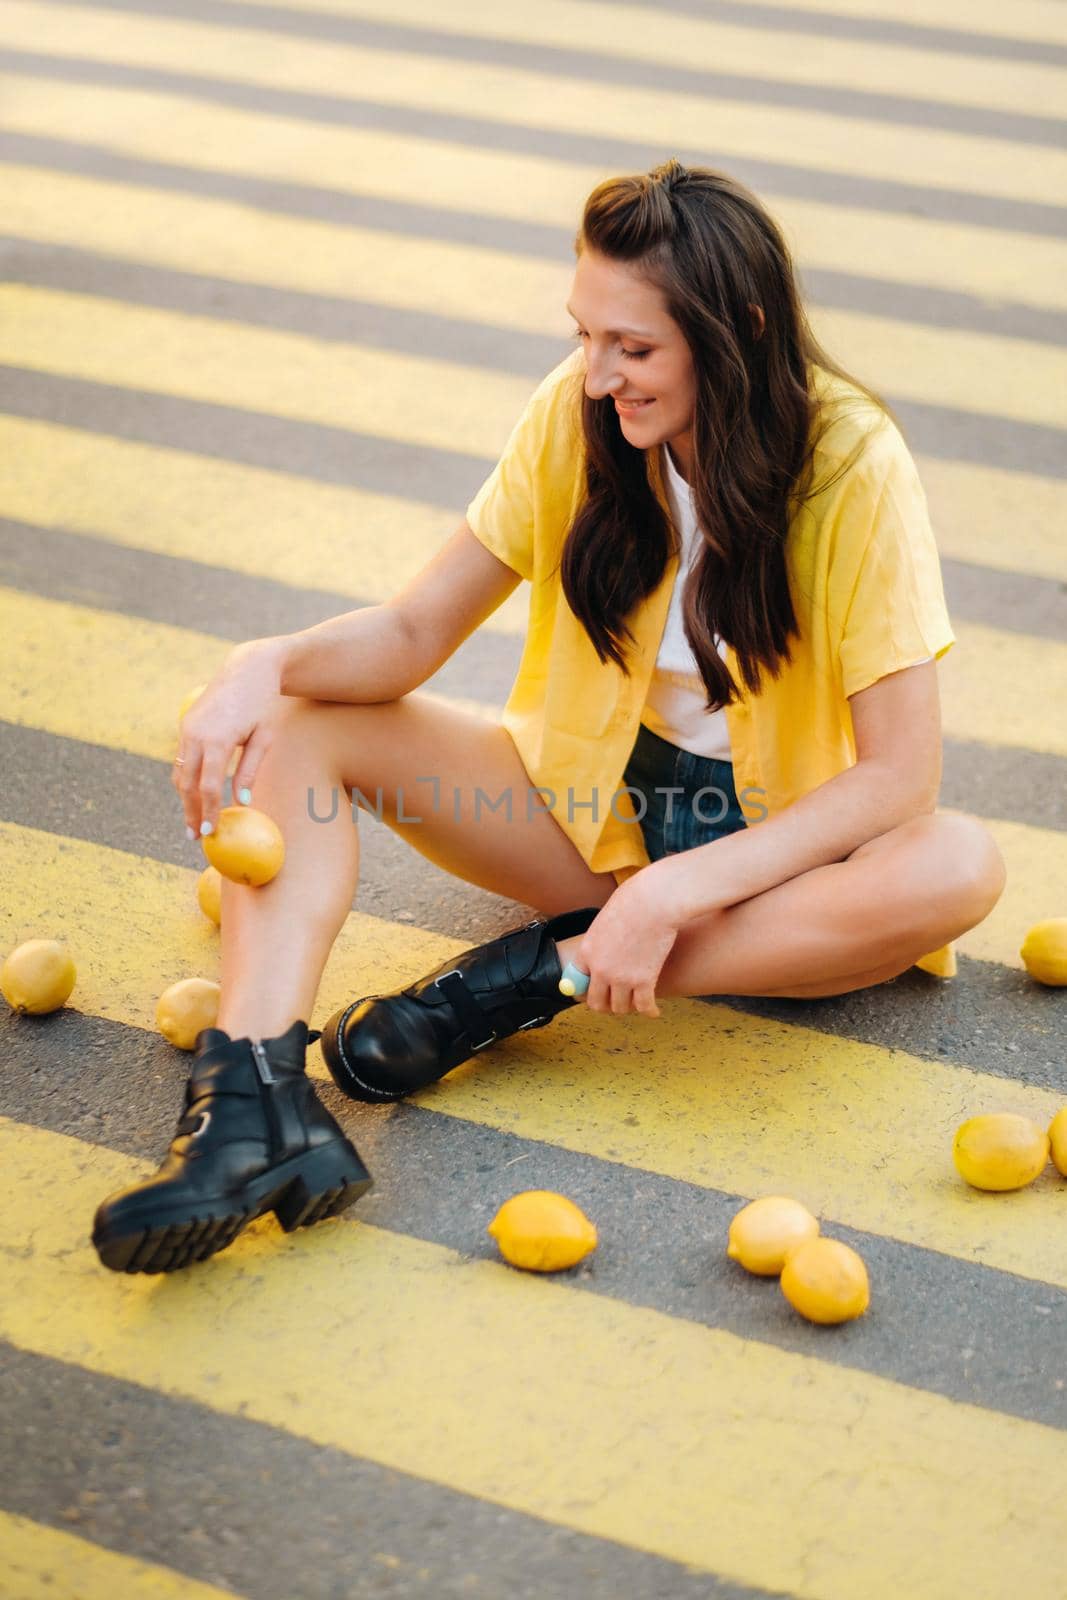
[92,1020,372,1274]
[320,906,601,1104]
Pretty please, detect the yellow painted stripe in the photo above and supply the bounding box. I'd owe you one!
[2,420,1065,606]
[0,286,537,459]
[245,0,1067,120]
[0,418,530,638]
[6,110,1067,315]
[4,284,1065,455]
[918,457,1066,584]
[0,1511,243,1600]
[3,2,1066,208]
[3,581,1063,781]
[2,820,1065,1286]
[731,0,1067,49]
[3,1120,1067,1600]
[0,589,496,765]
[938,620,1067,759]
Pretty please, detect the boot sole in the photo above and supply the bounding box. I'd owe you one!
[92,1140,373,1274]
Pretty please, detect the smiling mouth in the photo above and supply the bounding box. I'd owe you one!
[615,398,654,410]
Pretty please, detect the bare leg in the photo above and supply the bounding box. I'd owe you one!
[555,812,1006,1007]
[215,693,617,1038]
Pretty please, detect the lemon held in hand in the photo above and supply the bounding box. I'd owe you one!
[780,1237,870,1325]
[156,977,221,1050]
[1,939,77,1015]
[1020,918,1067,986]
[203,805,285,887]
[488,1190,598,1273]
[727,1195,820,1277]
[953,1112,1049,1192]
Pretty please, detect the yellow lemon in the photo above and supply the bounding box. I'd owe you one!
[1047,1108,1067,1179]
[780,1237,870,1325]
[203,805,285,887]
[1020,918,1067,986]
[197,864,223,927]
[952,1112,1049,1191]
[178,682,207,723]
[1,939,77,1015]
[487,1190,598,1273]
[726,1195,820,1276]
[156,977,221,1050]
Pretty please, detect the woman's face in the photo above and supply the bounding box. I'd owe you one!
[567,249,698,479]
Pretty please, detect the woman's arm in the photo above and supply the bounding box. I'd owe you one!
[646,660,942,925]
[278,518,522,701]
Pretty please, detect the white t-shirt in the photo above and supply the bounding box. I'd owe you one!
[640,443,733,761]
[640,443,932,762]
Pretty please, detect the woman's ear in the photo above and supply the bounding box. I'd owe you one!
[748,303,766,339]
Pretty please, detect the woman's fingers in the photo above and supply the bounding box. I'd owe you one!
[196,743,232,834]
[173,741,205,836]
[231,723,273,805]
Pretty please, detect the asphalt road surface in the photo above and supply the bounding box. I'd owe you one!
[2,2,1066,1597]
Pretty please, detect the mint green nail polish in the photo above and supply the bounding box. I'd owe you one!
[200,820,214,837]
[238,787,252,805]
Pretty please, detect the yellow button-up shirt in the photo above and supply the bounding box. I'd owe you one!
[467,348,958,975]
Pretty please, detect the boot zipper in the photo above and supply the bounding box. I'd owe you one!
[250,1038,282,1160]
[251,1039,275,1084]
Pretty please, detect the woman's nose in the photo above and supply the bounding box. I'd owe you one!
[583,352,624,400]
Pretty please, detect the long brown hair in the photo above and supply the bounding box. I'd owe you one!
[561,159,892,708]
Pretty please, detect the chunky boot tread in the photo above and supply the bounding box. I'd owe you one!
[92,1021,373,1274]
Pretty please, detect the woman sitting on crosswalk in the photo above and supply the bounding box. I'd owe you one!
[92,159,1006,1274]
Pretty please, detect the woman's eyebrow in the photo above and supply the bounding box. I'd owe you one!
[566,304,656,339]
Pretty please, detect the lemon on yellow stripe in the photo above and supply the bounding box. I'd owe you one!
[726,1196,819,1276]
[1,938,77,1014]
[156,977,220,1050]
[780,1237,870,1325]
[1020,918,1067,986]
[488,1191,597,1272]
[952,1113,1049,1192]
[1048,1108,1067,1178]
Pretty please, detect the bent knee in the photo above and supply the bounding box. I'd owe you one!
[930,812,1007,924]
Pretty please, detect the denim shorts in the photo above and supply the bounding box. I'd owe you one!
[620,722,747,862]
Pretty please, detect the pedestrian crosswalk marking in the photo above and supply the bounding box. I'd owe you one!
[263,0,1067,121]
[0,1509,246,1600]
[3,1,1067,207]
[2,819,1064,1286]
[2,1115,1065,1599]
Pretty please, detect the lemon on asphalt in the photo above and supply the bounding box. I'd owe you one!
[487,1190,598,1273]
[1047,1108,1067,1178]
[197,864,223,927]
[203,805,285,887]
[156,977,221,1050]
[1,939,77,1015]
[780,1237,870,1325]
[952,1112,1049,1192]
[1019,919,1067,986]
[727,1195,820,1276]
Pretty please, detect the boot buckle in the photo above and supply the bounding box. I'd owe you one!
[433,970,497,1051]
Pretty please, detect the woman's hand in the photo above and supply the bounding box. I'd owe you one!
[173,638,287,837]
[574,872,682,1019]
